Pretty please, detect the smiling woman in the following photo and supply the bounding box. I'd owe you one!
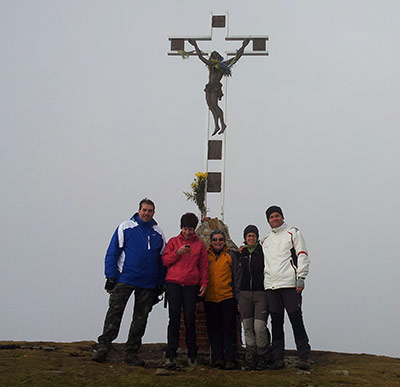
[203,230,238,370]
[233,225,271,370]
[162,213,209,368]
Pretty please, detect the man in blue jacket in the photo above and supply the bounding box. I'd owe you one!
[92,198,166,366]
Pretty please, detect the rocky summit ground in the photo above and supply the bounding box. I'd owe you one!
[1,341,399,386]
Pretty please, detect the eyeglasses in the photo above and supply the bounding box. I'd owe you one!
[211,238,225,242]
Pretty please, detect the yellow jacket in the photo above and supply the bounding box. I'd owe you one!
[204,246,235,303]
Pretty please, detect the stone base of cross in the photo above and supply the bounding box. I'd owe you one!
[168,12,268,220]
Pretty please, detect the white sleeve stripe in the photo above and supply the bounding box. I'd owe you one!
[153,225,166,254]
[117,220,138,248]
[117,251,125,273]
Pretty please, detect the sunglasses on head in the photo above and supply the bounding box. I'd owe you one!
[212,237,225,242]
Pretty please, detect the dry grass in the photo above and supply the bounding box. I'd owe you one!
[1,341,399,386]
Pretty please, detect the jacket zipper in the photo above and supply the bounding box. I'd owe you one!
[249,253,253,290]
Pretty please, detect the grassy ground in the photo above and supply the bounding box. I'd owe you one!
[1,341,399,386]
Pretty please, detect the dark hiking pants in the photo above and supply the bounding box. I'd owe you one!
[266,288,310,361]
[97,283,155,355]
[204,298,237,363]
[165,282,198,358]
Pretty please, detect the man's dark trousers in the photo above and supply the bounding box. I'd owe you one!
[266,288,310,361]
[97,283,155,355]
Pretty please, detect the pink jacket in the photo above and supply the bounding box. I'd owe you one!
[162,233,208,287]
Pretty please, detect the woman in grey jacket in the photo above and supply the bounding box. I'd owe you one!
[234,225,271,370]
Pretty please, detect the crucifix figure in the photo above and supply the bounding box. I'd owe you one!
[168,12,268,219]
[168,13,268,138]
[188,39,250,135]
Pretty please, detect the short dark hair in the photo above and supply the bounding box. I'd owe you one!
[210,229,226,241]
[180,213,198,229]
[139,198,155,211]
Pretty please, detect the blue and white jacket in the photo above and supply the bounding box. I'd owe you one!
[104,213,166,289]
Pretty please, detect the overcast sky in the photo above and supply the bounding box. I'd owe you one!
[1,1,399,358]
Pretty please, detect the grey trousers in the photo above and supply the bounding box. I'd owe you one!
[238,290,270,359]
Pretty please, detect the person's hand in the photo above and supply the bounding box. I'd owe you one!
[105,279,116,293]
[176,245,190,255]
[296,287,304,294]
[152,287,164,306]
[198,286,207,298]
[296,278,305,294]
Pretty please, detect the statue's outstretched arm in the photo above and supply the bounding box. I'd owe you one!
[188,39,209,65]
[225,39,250,67]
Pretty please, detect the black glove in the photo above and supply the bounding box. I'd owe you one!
[105,279,116,292]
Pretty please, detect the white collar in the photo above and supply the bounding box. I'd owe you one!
[271,222,287,233]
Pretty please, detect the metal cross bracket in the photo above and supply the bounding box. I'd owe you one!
[168,12,269,57]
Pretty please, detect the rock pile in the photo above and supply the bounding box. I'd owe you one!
[196,217,239,251]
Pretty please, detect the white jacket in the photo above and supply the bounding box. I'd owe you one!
[262,222,309,290]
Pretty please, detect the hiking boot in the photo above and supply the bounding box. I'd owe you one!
[247,357,257,371]
[165,357,176,369]
[296,358,310,371]
[256,356,268,371]
[92,350,108,363]
[224,361,236,370]
[188,357,197,367]
[124,354,145,367]
[211,359,225,368]
[269,359,285,370]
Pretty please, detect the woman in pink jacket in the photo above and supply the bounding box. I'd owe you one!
[162,213,208,368]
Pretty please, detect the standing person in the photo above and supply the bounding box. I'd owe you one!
[233,225,271,370]
[262,206,311,370]
[204,230,237,370]
[162,213,208,368]
[92,198,166,366]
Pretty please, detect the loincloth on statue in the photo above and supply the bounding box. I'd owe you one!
[204,82,223,100]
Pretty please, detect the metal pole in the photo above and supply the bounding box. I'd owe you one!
[221,72,228,221]
[204,107,210,218]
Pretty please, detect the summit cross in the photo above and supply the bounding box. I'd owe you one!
[168,12,269,220]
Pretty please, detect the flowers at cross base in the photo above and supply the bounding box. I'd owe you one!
[184,172,208,220]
